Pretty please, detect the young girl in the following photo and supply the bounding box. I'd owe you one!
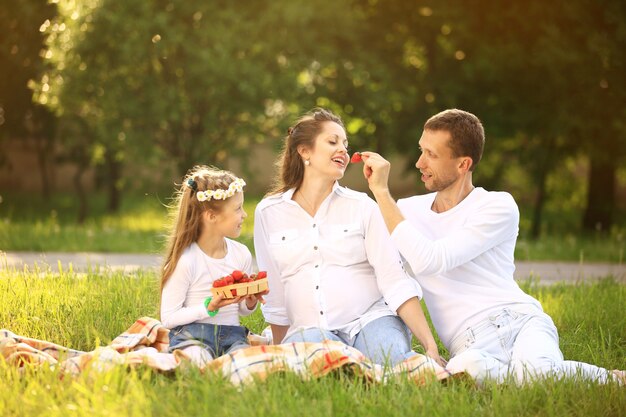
[160,165,265,366]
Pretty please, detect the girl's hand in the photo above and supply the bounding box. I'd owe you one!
[243,290,269,310]
[207,293,242,312]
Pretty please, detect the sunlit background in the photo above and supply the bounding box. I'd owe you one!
[1,0,625,251]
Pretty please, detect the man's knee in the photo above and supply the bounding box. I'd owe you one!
[509,354,560,382]
[511,334,563,379]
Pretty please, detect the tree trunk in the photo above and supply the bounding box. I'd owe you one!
[34,136,54,198]
[530,165,549,239]
[529,135,557,240]
[582,156,616,232]
[73,163,89,224]
[105,150,122,213]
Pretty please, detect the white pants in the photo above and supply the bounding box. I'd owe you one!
[446,308,613,384]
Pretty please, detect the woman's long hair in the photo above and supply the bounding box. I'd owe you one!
[268,108,344,195]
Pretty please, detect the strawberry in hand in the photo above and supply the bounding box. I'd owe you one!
[350,152,362,163]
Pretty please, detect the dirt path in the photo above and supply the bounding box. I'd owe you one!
[2,251,625,285]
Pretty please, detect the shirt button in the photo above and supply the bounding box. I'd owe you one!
[315,285,319,289]
[313,246,318,250]
[320,311,324,315]
[313,224,316,228]
[315,265,319,268]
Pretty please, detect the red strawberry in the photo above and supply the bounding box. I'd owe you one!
[257,271,267,279]
[225,275,234,285]
[213,278,225,288]
[350,152,362,163]
[250,273,257,280]
[231,288,237,297]
[232,270,243,281]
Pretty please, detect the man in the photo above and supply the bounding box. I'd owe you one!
[360,108,624,384]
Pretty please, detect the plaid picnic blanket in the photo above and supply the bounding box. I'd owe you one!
[0,317,462,386]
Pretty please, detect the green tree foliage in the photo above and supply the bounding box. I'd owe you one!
[24,0,626,232]
[33,0,364,215]
[0,1,57,195]
[445,0,585,238]
[464,0,626,233]
[390,0,626,235]
[558,0,626,232]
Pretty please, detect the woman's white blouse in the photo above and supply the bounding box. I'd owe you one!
[254,183,422,340]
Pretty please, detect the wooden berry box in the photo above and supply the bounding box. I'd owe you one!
[210,278,268,299]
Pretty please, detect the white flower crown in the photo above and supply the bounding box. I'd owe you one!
[195,178,246,202]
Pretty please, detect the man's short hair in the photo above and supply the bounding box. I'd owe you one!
[424,109,485,171]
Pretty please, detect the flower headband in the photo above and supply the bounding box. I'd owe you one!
[186,177,246,202]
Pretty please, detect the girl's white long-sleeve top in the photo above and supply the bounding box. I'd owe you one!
[254,182,422,341]
[160,240,254,329]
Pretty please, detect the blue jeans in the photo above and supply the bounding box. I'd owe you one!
[168,323,249,359]
[283,315,415,366]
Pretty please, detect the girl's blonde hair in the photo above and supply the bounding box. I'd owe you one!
[160,165,244,293]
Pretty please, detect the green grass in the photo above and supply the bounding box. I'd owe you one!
[516,232,625,263]
[0,192,256,254]
[0,269,624,417]
[0,191,625,262]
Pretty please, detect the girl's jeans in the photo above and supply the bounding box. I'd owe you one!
[168,323,249,359]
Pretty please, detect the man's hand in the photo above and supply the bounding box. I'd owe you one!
[359,151,405,234]
[361,151,392,196]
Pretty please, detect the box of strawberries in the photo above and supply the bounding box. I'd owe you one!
[210,270,268,299]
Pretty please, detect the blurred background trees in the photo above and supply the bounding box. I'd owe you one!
[0,1,57,197]
[1,0,624,236]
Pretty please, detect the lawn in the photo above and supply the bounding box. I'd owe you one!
[0,268,624,417]
[1,192,625,262]
[0,191,255,254]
